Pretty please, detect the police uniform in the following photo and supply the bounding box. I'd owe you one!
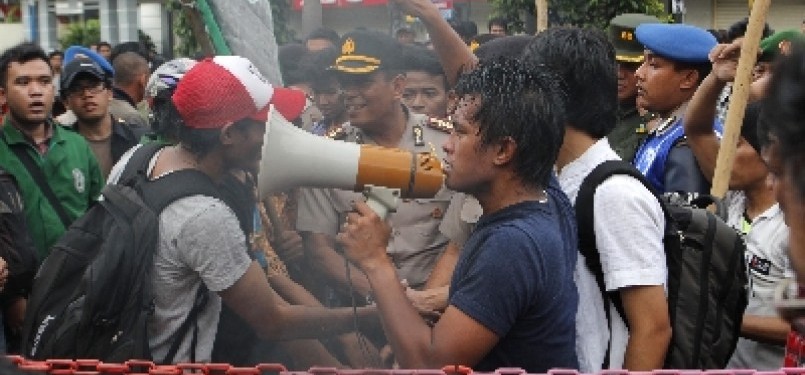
[607,13,659,162]
[632,23,718,194]
[296,31,461,290]
[297,110,458,289]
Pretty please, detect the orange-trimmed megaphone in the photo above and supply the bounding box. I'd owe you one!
[257,107,444,205]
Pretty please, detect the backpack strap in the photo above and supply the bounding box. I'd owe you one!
[575,159,665,368]
[0,129,72,228]
[116,143,221,364]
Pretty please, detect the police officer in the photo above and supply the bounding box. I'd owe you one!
[296,30,460,305]
[60,57,146,178]
[632,23,718,194]
[606,13,660,162]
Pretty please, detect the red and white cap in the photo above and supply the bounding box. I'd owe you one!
[172,55,306,129]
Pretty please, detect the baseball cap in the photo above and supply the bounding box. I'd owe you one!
[331,30,404,74]
[171,56,307,129]
[608,13,661,63]
[60,57,107,95]
[64,45,115,77]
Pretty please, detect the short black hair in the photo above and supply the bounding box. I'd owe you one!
[401,45,446,88]
[110,41,150,63]
[305,47,340,91]
[758,39,805,198]
[0,42,51,88]
[474,35,532,62]
[48,50,64,59]
[97,41,112,50]
[672,60,712,86]
[112,51,149,86]
[453,57,566,188]
[488,17,508,32]
[522,27,617,139]
[278,43,310,86]
[306,28,340,46]
[726,17,773,42]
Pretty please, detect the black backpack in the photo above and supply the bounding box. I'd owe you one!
[576,160,748,370]
[21,143,221,363]
[0,168,39,305]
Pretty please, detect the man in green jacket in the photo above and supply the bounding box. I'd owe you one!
[0,42,103,260]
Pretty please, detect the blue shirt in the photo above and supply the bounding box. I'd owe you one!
[449,182,579,372]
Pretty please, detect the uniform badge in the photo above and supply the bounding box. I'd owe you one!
[354,131,364,144]
[426,117,453,134]
[431,207,443,219]
[342,38,356,55]
[72,168,85,193]
[413,124,425,146]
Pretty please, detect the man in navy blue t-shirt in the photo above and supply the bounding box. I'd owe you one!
[337,58,579,372]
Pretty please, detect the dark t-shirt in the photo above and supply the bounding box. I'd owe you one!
[449,181,579,372]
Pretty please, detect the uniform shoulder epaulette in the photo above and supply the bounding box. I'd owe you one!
[425,117,453,134]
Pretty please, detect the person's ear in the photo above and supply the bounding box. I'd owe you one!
[391,73,406,99]
[679,69,700,90]
[492,136,517,166]
[219,122,238,145]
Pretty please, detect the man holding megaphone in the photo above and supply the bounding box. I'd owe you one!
[296,31,464,308]
[337,59,580,372]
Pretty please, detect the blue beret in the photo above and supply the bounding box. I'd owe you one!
[635,23,717,64]
[64,46,115,77]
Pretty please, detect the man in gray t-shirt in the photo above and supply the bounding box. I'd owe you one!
[108,56,377,363]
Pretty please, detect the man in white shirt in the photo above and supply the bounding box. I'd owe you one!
[522,27,672,371]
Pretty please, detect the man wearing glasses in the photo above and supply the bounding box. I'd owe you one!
[60,57,146,179]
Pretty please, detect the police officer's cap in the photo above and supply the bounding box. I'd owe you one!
[608,13,661,63]
[331,30,404,74]
[636,23,717,64]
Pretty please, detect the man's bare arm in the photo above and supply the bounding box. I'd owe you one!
[620,285,672,370]
[303,232,372,297]
[220,262,377,340]
[391,0,476,86]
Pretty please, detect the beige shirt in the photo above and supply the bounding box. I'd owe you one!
[296,111,458,288]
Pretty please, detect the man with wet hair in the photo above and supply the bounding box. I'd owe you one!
[522,27,671,372]
[337,57,577,372]
[0,42,103,259]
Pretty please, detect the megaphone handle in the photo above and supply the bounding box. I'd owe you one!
[363,185,401,220]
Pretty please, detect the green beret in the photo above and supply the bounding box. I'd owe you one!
[608,13,662,63]
[759,29,805,62]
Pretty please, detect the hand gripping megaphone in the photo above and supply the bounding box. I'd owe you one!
[257,108,444,218]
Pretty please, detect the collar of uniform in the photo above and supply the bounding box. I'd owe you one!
[1,116,59,150]
[350,103,412,145]
[618,101,638,117]
[113,87,137,108]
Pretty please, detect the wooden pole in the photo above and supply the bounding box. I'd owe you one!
[710,0,770,199]
[536,0,548,33]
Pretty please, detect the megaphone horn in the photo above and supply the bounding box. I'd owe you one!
[258,108,444,200]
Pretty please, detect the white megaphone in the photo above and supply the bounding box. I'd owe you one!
[258,107,444,218]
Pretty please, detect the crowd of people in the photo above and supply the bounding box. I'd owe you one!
[1,0,805,372]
